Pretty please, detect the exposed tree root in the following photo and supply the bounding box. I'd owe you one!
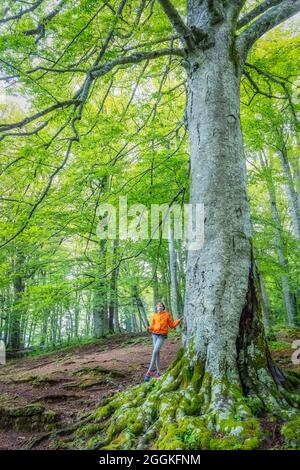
[49,347,300,450]
[0,404,58,432]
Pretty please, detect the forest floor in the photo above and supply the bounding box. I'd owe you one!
[0,327,299,450]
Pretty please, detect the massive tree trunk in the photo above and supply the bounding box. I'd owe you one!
[182,17,252,384]
[55,2,300,451]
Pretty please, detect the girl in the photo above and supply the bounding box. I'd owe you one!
[144,302,182,381]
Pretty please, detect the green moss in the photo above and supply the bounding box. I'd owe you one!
[50,342,296,451]
[154,423,188,450]
[180,393,203,416]
[243,395,265,416]
[281,415,300,449]
[182,365,194,387]
[242,436,261,450]
[208,435,259,450]
[77,423,105,437]
[269,340,291,351]
[101,431,134,450]
[273,325,300,339]
[159,392,181,421]
[91,401,118,421]
[0,404,57,431]
[286,371,300,388]
[209,436,242,450]
[178,417,212,449]
[173,347,184,364]
[191,362,205,391]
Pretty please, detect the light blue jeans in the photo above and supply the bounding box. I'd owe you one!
[147,333,166,373]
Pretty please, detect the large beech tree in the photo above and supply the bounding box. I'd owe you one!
[1,0,300,450]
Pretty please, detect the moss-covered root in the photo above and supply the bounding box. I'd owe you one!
[281,414,300,449]
[54,352,270,450]
[0,404,57,432]
[51,346,300,451]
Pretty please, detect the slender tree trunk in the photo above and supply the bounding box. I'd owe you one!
[132,285,148,329]
[278,149,300,240]
[258,271,272,333]
[152,263,159,310]
[27,318,36,348]
[9,252,25,350]
[74,291,80,338]
[93,239,108,338]
[40,311,48,348]
[259,153,297,326]
[130,310,138,333]
[161,265,171,309]
[108,241,119,332]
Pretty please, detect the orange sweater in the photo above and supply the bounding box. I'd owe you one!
[148,311,181,336]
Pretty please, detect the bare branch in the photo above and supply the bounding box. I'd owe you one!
[0,47,183,143]
[0,99,77,135]
[0,121,49,141]
[0,0,43,24]
[157,0,194,49]
[36,2,110,80]
[237,0,282,29]
[238,0,300,58]
[245,62,298,121]
[23,0,67,43]
[90,47,185,78]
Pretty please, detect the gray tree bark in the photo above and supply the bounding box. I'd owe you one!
[92,239,108,338]
[168,222,180,318]
[277,148,300,241]
[152,262,159,310]
[258,271,272,333]
[9,249,26,350]
[182,5,254,383]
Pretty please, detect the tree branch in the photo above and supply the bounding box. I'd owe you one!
[0,0,44,24]
[157,0,194,49]
[0,47,183,142]
[237,0,282,29]
[90,47,185,78]
[238,0,300,58]
[23,0,66,43]
[0,100,77,134]
[245,62,298,121]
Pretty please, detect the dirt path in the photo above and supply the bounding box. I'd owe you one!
[0,332,181,450]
